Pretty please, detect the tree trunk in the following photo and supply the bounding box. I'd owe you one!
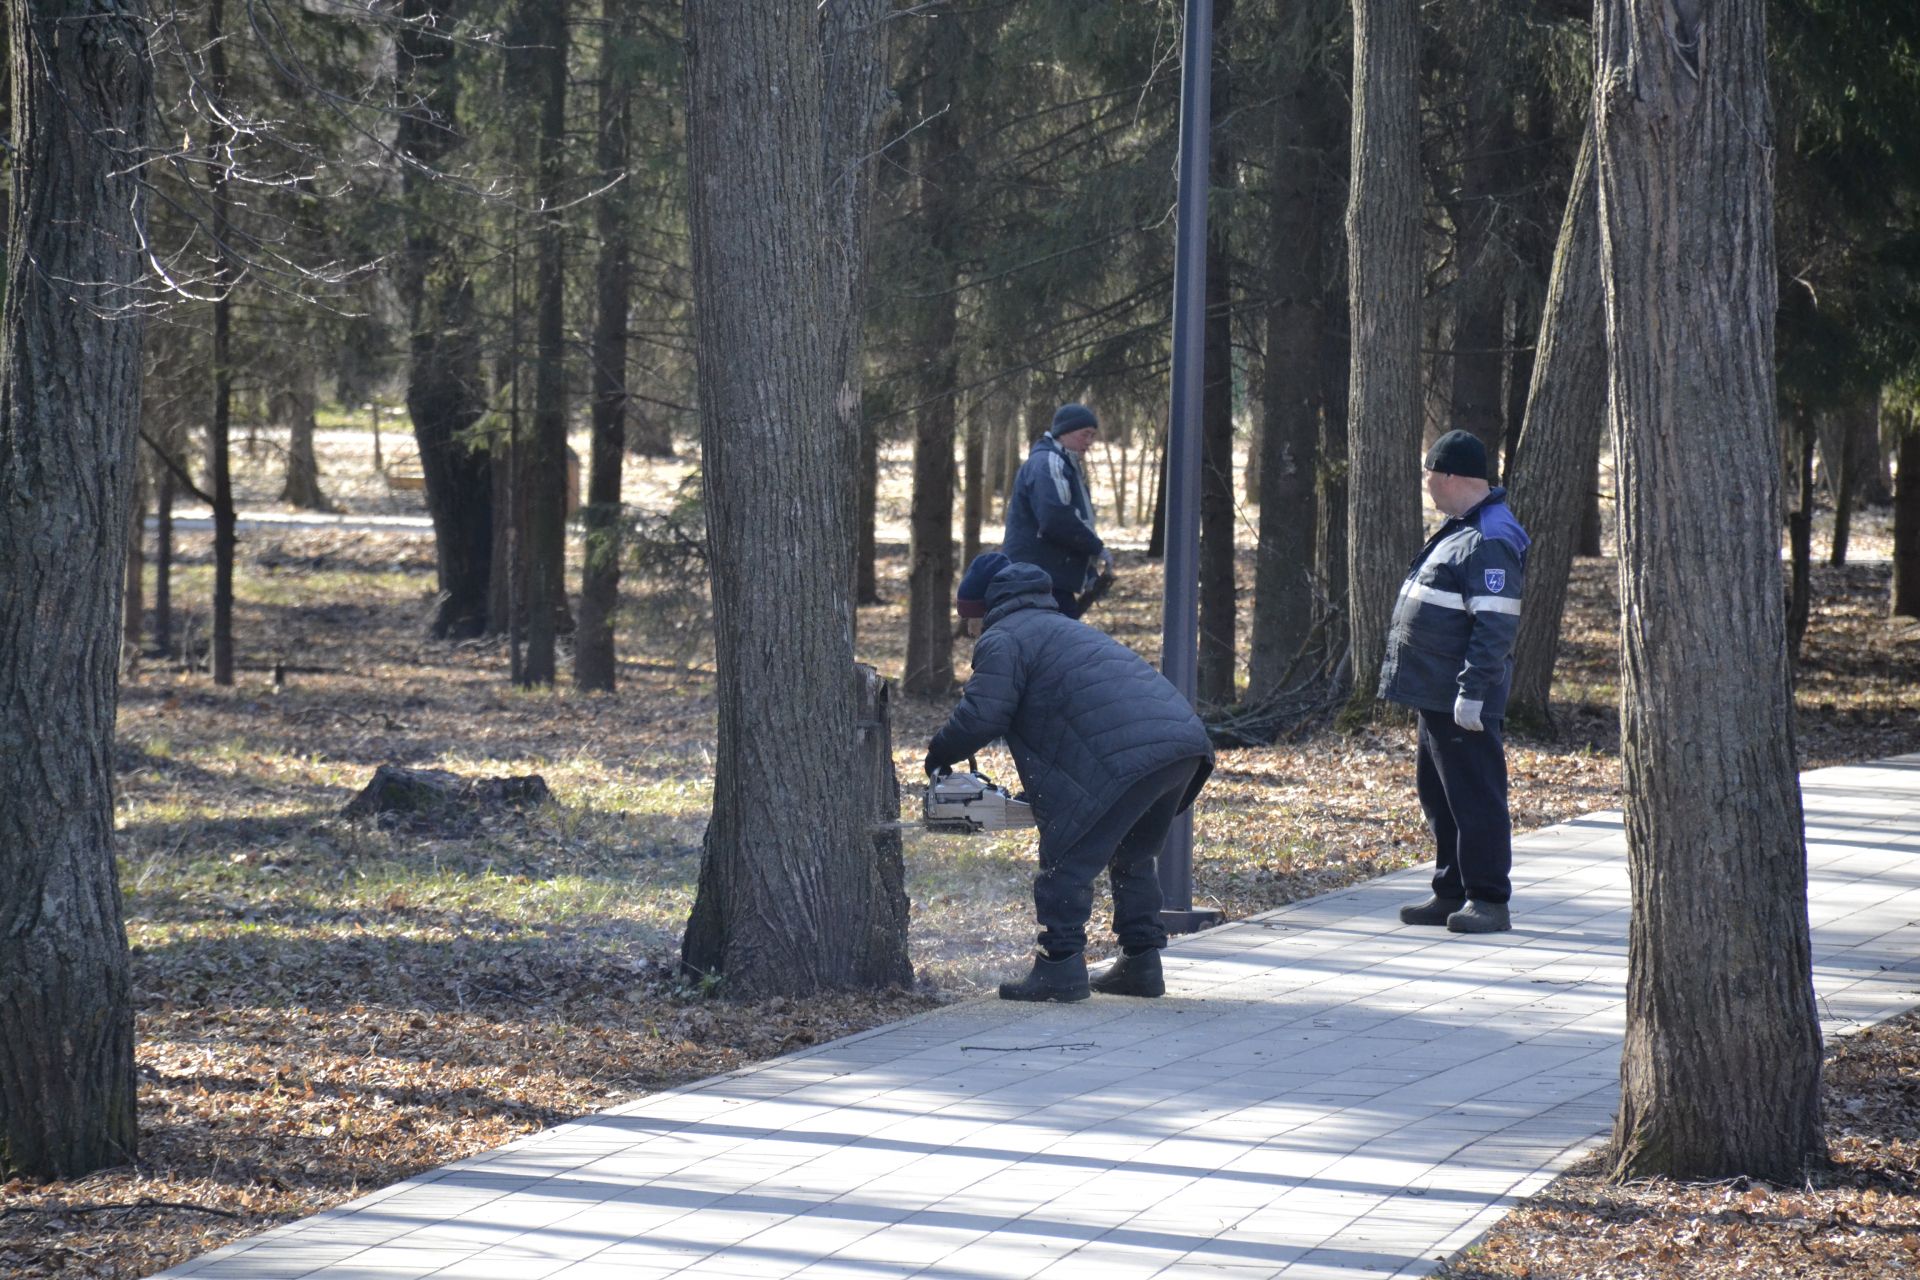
[1248,8,1333,702]
[902,20,965,698]
[1818,395,1889,510]
[206,0,236,687]
[0,0,150,1180]
[575,0,636,695]
[1317,225,1352,660]
[155,463,175,657]
[679,0,909,997]
[856,408,881,605]
[1148,414,1169,559]
[1597,0,1824,1182]
[1506,124,1607,725]
[125,470,146,653]
[1825,407,1854,566]
[1579,465,1603,555]
[984,397,1009,518]
[278,364,332,512]
[1342,0,1424,717]
[1892,419,1920,618]
[519,0,571,688]
[1787,413,1815,658]
[962,398,986,569]
[1447,71,1516,479]
[1196,0,1238,707]
[1243,348,1263,508]
[396,1,492,640]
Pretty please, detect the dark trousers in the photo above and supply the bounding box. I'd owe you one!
[1415,707,1513,904]
[1034,758,1199,955]
[1052,587,1083,619]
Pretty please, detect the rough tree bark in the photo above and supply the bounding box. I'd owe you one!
[125,470,146,652]
[396,0,492,640]
[519,0,570,687]
[1596,0,1825,1181]
[155,463,176,657]
[1197,0,1238,707]
[962,399,986,569]
[1446,33,1516,478]
[206,0,237,686]
[0,0,150,1179]
[678,0,910,996]
[1248,1,1337,703]
[1505,124,1607,725]
[1787,412,1816,658]
[575,0,637,694]
[902,16,965,697]
[856,410,881,605]
[1342,0,1423,716]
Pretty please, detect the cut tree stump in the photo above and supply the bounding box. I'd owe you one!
[342,764,552,827]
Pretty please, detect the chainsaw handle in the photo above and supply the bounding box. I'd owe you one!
[927,755,978,781]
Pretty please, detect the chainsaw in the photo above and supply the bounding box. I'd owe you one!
[920,758,1035,834]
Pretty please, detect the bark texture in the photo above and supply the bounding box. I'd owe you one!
[1596,0,1824,1181]
[1343,0,1424,713]
[1446,35,1516,478]
[679,0,909,997]
[1197,0,1238,707]
[0,0,149,1179]
[519,0,571,687]
[902,16,965,697]
[206,0,236,686]
[1248,3,1338,702]
[396,1,493,640]
[1505,124,1607,724]
[575,0,636,694]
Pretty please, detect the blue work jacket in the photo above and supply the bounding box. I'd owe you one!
[1378,488,1531,719]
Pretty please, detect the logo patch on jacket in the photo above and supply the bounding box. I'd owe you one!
[1484,568,1506,593]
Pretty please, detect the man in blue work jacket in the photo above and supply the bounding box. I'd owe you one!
[1379,429,1531,934]
[1002,403,1112,618]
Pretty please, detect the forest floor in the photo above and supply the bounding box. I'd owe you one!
[3,427,1918,1279]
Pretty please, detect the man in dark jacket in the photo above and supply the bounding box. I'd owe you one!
[926,553,1214,1002]
[1380,430,1531,934]
[1002,403,1112,618]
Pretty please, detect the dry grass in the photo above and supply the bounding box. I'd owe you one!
[3,424,1918,1278]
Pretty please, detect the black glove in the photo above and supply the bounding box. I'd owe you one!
[924,752,943,778]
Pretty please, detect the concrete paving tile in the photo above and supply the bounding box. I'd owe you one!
[145,756,1920,1280]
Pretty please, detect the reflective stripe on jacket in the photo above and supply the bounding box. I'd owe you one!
[1002,435,1103,595]
[1378,488,1530,719]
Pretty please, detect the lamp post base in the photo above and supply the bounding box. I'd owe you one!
[1160,907,1225,934]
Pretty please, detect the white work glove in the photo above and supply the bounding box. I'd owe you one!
[1453,695,1485,732]
[1097,548,1114,576]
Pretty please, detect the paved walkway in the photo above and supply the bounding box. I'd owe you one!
[158,756,1920,1280]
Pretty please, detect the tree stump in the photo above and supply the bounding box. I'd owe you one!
[342,764,552,830]
[855,664,913,987]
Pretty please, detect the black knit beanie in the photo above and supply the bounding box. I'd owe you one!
[1423,429,1488,480]
[1049,403,1098,437]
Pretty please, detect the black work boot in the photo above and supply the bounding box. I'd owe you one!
[1447,900,1512,934]
[1090,948,1165,998]
[998,951,1090,1002]
[1399,895,1466,926]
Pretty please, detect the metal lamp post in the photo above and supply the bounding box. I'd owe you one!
[1158,0,1224,933]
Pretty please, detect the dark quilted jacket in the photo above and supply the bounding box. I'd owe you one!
[926,562,1214,853]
